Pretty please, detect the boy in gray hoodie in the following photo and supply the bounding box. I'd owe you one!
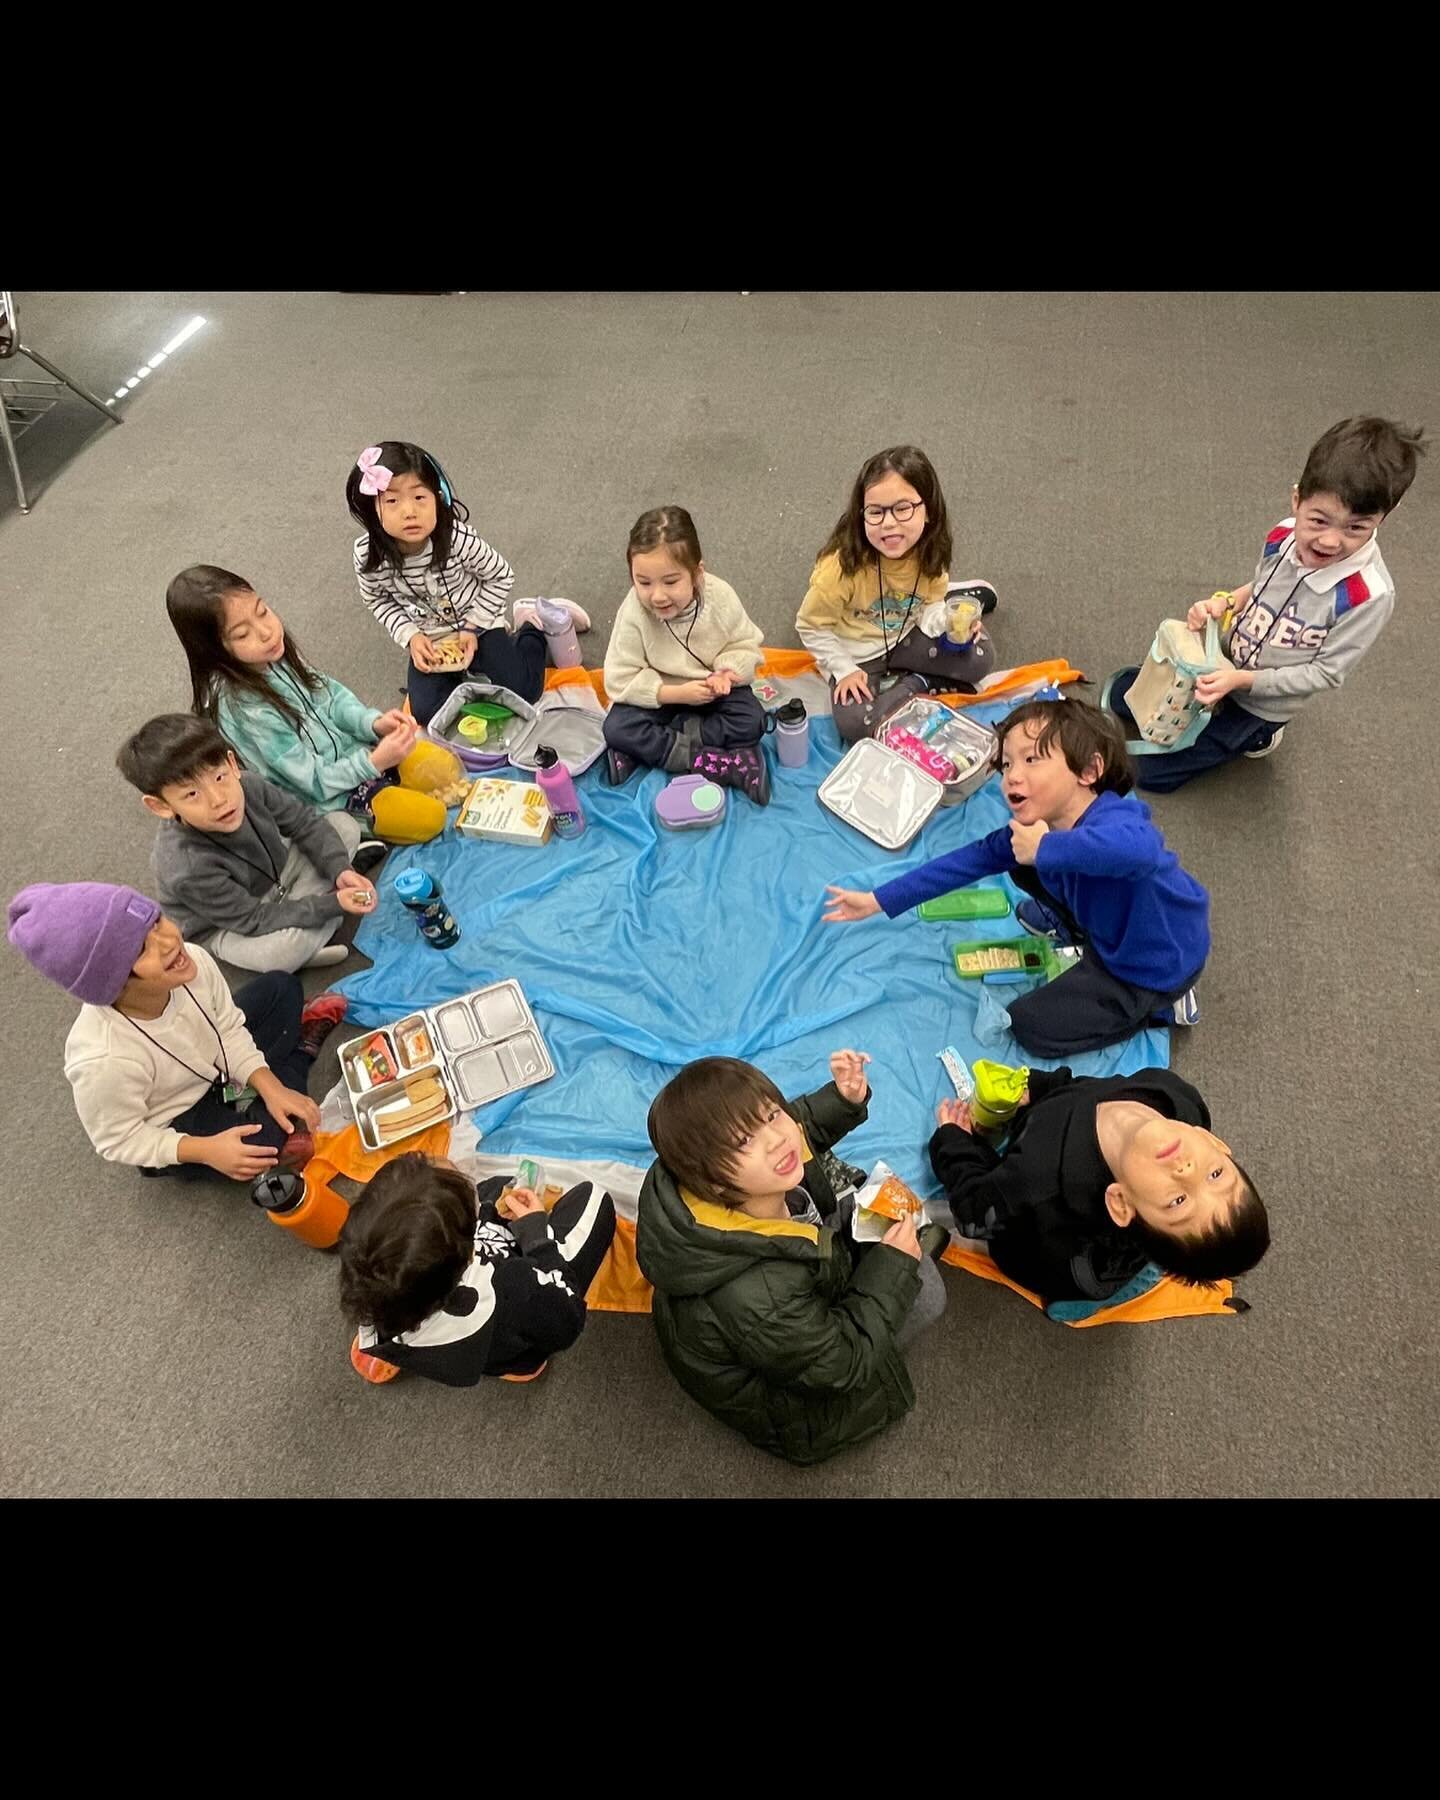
[117,714,384,974]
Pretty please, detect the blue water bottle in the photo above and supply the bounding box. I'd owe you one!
[394,868,462,950]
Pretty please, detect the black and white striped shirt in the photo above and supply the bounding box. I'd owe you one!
[352,523,516,648]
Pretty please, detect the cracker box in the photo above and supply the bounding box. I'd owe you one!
[455,776,552,846]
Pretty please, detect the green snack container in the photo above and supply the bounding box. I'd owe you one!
[460,701,516,724]
[950,937,1069,983]
[918,886,1012,922]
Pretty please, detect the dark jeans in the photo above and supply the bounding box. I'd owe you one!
[1107,667,1278,793]
[146,972,309,1180]
[603,686,765,770]
[407,624,547,726]
[1005,867,1199,1056]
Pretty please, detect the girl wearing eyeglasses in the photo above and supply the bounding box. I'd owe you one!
[796,445,997,742]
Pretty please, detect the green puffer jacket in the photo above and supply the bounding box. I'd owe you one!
[635,1081,921,1467]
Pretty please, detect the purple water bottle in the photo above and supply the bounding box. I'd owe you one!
[535,596,582,669]
[774,698,810,767]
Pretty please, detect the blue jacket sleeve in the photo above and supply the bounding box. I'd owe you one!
[1035,803,1162,880]
[873,824,1015,917]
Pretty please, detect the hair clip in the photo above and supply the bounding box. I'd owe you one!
[356,445,393,496]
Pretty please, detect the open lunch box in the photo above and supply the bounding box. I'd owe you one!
[818,696,997,851]
[339,979,555,1151]
[426,681,607,776]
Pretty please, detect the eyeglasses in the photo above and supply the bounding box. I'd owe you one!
[862,499,925,524]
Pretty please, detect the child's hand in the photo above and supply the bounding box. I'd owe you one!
[671,679,716,706]
[264,1085,321,1134]
[936,1098,973,1133]
[829,1049,872,1103]
[1195,666,1250,707]
[497,1185,545,1220]
[706,669,736,697]
[409,634,441,672]
[833,670,872,706]
[371,716,419,771]
[201,1123,278,1181]
[1186,592,1232,632]
[881,1215,922,1261]
[1008,818,1049,864]
[453,631,478,669]
[822,886,882,923]
[967,616,985,643]
[372,707,411,738]
[336,875,376,915]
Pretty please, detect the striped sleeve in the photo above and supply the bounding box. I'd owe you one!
[353,537,421,649]
[448,525,515,631]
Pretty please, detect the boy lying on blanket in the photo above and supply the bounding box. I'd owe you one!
[930,1066,1270,1304]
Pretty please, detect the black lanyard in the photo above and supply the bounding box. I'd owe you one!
[662,590,708,671]
[274,664,342,762]
[114,984,231,1088]
[877,563,921,671]
[398,556,462,630]
[192,811,282,890]
[1232,534,1312,669]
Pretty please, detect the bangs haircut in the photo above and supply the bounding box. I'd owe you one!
[116,713,234,797]
[337,1154,478,1341]
[648,1056,789,1207]
[992,697,1135,797]
[345,438,469,576]
[1297,416,1427,518]
[819,443,953,580]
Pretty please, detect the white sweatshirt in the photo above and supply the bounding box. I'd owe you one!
[603,573,764,708]
[63,943,268,1168]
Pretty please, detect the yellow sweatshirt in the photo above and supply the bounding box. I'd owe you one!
[795,549,949,682]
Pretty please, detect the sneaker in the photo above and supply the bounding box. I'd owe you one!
[350,1335,401,1385]
[499,1361,549,1384]
[512,599,544,633]
[277,1129,315,1171]
[1016,897,1074,944]
[605,746,638,787]
[351,838,388,877]
[299,991,349,1058]
[1171,987,1201,1027]
[1244,724,1286,759]
[302,943,350,969]
[692,743,771,806]
[948,577,999,617]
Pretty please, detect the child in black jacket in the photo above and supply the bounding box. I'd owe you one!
[929,1066,1269,1303]
[339,1153,616,1386]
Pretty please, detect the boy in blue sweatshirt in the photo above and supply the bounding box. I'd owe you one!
[823,699,1210,1056]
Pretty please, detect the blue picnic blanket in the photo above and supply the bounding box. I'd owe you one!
[333,707,1170,1190]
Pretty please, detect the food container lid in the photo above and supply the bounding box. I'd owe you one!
[817,737,944,850]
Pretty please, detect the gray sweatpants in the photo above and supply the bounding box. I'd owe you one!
[201,811,363,973]
[830,635,996,744]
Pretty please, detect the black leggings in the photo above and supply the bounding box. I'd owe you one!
[603,687,765,768]
[407,624,547,726]
[147,973,310,1180]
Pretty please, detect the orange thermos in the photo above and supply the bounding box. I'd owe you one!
[250,1169,349,1249]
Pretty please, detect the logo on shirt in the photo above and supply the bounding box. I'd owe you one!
[858,592,918,633]
[1230,599,1331,668]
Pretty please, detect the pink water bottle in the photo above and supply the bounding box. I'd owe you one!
[535,597,582,669]
[534,744,586,838]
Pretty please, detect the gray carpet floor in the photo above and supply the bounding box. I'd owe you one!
[2,290,1435,1498]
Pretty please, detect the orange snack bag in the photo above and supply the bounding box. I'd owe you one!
[863,1173,925,1223]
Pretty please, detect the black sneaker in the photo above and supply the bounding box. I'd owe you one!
[693,743,771,806]
[352,839,388,877]
[606,747,638,787]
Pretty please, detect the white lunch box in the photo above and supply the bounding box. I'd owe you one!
[339,978,555,1152]
[818,702,997,851]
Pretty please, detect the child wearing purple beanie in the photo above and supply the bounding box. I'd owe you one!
[7,882,347,1182]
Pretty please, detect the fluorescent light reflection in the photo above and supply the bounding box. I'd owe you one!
[107,315,205,410]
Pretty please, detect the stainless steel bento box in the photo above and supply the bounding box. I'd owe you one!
[339,979,554,1152]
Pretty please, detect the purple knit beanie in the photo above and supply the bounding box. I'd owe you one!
[7,882,163,1005]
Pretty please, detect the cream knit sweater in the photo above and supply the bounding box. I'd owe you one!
[603,574,764,708]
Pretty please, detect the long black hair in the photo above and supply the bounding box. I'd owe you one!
[166,564,326,731]
[345,439,469,576]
